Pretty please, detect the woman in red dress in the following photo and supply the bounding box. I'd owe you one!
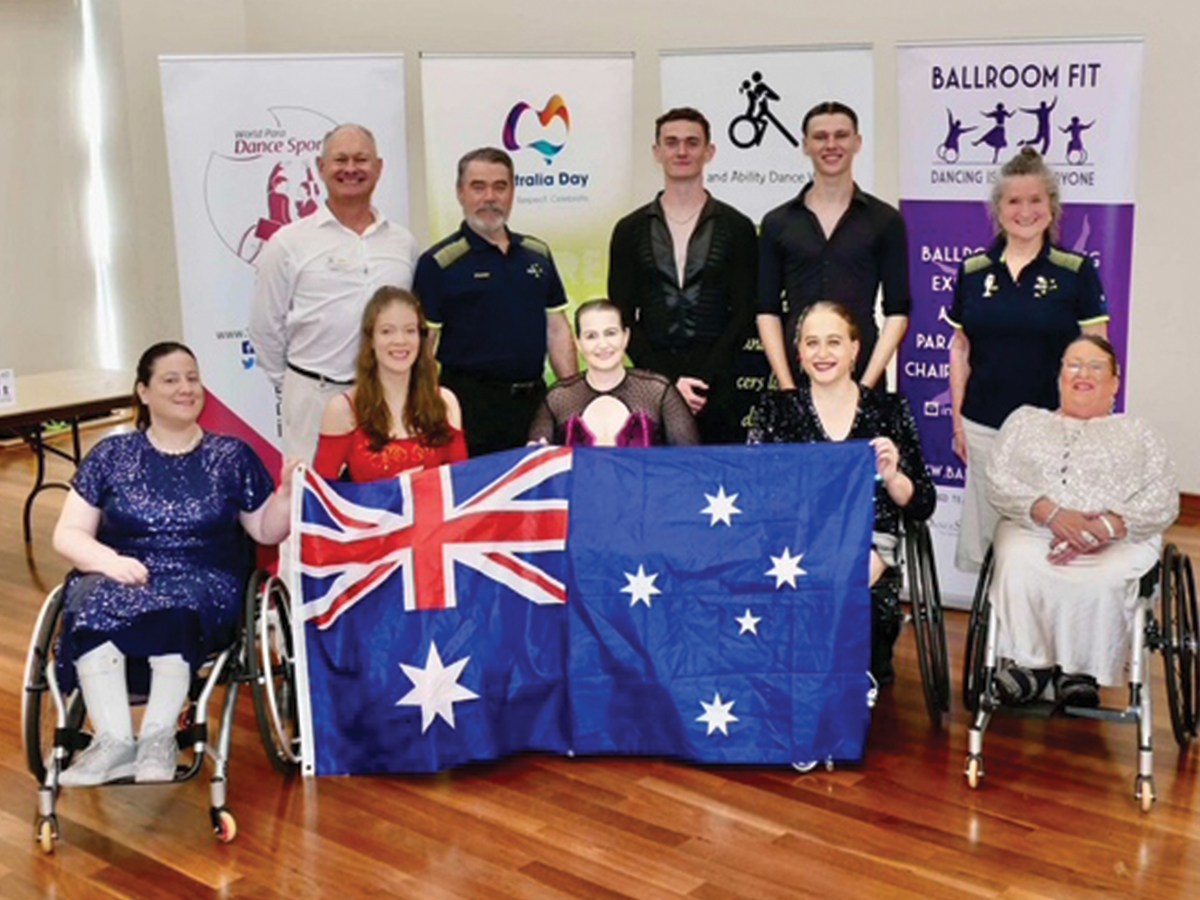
[313,287,466,481]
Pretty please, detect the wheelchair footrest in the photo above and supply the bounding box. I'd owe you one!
[54,728,91,751]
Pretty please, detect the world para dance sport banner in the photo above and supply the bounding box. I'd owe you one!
[290,445,875,776]
[896,39,1144,603]
[660,46,874,431]
[160,55,411,471]
[420,54,633,333]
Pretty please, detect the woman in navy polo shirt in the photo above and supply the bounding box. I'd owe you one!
[947,147,1109,571]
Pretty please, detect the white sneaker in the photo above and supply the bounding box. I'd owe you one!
[59,734,136,787]
[135,727,179,783]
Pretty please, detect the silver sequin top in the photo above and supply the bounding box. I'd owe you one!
[986,406,1178,543]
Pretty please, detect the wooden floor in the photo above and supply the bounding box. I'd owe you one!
[2,426,1199,900]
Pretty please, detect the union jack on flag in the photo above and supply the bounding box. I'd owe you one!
[296,447,575,775]
[300,445,572,629]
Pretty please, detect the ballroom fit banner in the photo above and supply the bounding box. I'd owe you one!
[420,54,633,314]
[160,54,410,469]
[896,39,1144,602]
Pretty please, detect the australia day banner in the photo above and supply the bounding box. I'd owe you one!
[896,39,1144,603]
[160,54,410,470]
[420,53,633,323]
[290,444,875,776]
[661,47,874,431]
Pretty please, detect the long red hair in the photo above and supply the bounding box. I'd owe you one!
[354,287,453,451]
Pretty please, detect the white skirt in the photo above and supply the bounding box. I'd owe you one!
[989,518,1161,686]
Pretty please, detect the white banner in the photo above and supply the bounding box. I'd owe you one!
[896,39,1144,605]
[660,46,875,224]
[420,54,633,304]
[160,54,410,467]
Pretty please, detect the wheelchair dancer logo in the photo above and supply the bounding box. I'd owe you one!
[935,98,1096,166]
[727,71,799,150]
[202,106,335,264]
[502,94,571,164]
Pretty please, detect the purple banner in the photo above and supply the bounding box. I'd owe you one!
[898,199,1134,488]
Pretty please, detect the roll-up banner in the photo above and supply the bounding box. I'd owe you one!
[420,53,633,316]
[160,54,410,468]
[896,39,1144,604]
[660,46,874,431]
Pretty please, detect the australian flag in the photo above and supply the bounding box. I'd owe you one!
[296,443,875,775]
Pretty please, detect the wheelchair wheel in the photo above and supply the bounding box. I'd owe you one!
[1161,545,1199,748]
[962,548,994,713]
[22,589,86,784]
[905,522,950,726]
[246,571,301,774]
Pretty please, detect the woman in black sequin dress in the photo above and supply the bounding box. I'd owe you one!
[748,302,936,681]
[52,342,295,786]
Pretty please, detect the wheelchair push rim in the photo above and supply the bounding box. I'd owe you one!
[1161,545,1200,747]
[905,522,951,726]
[246,571,302,774]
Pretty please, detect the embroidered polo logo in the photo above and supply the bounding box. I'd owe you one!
[982,273,998,298]
[526,263,544,279]
[474,271,491,280]
[1033,275,1058,298]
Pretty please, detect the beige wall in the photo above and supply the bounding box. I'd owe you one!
[5,0,1197,489]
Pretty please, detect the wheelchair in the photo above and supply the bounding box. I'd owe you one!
[877,519,951,727]
[21,568,301,853]
[961,541,1198,811]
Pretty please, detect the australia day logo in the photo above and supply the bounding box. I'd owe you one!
[203,106,337,264]
[501,93,590,194]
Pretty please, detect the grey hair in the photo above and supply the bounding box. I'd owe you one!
[320,123,378,159]
[456,147,514,188]
[989,147,1062,242]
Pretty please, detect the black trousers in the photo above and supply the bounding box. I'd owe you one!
[440,367,545,458]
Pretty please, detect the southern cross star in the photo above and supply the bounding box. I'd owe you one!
[696,692,739,736]
[735,608,762,635]
[621,564,662,608]
[700,486,742,527]
[766,547,807,589]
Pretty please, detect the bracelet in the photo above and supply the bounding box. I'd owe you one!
[1099,514,1118,540]
[1043,503,1061,526]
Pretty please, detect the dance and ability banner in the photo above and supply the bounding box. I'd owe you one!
[896,39,1144,602]
[661,47,874,430]
[420,53,633,314]
[291,445,874,776]
[160,54,411,470]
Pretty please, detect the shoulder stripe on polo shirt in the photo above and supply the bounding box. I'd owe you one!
[522,236,551,258]
[433,237,470,269]
[962,253,991,275]
[1046,247,1085,272]
[1078,314,1111,326]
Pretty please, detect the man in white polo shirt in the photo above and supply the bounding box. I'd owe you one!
[250,123,418,462]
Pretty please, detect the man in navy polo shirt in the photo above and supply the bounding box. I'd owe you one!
[414,147,577,457]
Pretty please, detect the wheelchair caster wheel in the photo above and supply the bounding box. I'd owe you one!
[1135,776,1155,813]
[965,755,983,789]
[212,807,237,843]
[36,816,57,854]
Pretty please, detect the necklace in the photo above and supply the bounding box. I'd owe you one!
[146,427,204,456]
[664,206,701,225]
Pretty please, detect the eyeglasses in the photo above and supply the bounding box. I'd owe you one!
[1062,360,1111,376]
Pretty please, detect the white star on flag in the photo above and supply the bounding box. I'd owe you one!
[696,692,739,736]
[766,547,807,589]
[396,641,480,733]
[621,564,662,607]
[700,486,742,527]
[735,608,761,635]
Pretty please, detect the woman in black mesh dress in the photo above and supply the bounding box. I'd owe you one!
[528,300,699,447]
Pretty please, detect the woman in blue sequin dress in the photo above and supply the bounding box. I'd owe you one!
[52,342,295,786]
